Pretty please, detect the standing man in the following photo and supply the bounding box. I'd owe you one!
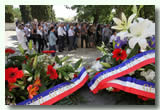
[57,23,66,52]
[102,24,112,47]
[68,26,75,51]
[48,27,57,56]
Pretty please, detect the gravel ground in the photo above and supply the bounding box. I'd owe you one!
[5,31,145,105]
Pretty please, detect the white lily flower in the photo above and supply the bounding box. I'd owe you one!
[127,18,155,50]
[91,61,103,71]
[112,12,136,31]
[140,69,155,82]
[54,63,62,69]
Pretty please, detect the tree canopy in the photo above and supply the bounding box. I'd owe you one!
[5,5,14,23]
[71,5,155,24]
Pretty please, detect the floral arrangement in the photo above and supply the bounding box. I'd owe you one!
[88,11,155,103]
[5,41,84,105]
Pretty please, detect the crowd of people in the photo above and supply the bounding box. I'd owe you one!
[15,21,116,56]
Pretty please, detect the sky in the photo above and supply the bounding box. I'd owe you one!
[13,5,77,19]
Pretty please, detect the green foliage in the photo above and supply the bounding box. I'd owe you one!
[74,59,83,70]
[127,43,140,59]
[13,8,21,21]
[97,42,108,55]
[100,62,111,68]
[5,5,14,23]
[28,40,32,51]
[55,55,62,65]
[19,5,32,23]
[33,55,38,69]
[30,5,55,22]
[71,5,155,24]
[18,44,24,55]
[57,65,75,80]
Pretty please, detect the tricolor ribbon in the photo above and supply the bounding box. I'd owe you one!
[88,50,155,99]
[17,67,88,105]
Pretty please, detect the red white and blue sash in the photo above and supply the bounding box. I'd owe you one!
[17,67,88,105]
[88,50,155,99]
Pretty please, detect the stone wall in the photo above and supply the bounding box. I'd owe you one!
[5,23,16,31]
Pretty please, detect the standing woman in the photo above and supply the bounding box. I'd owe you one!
[31,24,37,50]
[49,27,57,56]
[37,24,44,53]
[88,25,95,48]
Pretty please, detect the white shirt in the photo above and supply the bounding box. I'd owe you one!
[68,29,74,37]
[37,29,43,36]
[24,27,31,37]
[58,27,66,36]
[17,29,28,50]
[109,35,117,43]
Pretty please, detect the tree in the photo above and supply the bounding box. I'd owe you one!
[13,8,21,21]
[5,5,14,23]
[71,5,113,24]
[20,5,32,23]
[30,5,55,22]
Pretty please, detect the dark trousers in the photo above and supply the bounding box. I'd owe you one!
[81,35,88,48]
[58,36,63,52]
[31,34,37,46]
[49,45,56,56]
[44,39,48,48]
[103,36,109,46]
[73,36,78,49]
[68,36,74,51]
[37,38,44,53]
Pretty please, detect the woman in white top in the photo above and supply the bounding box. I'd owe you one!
[109,31,117,43]
[16,25,28,50]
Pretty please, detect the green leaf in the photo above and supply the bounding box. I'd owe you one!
[74,59,82,70]
[28,40,32,50]
[18,44,24,54]
[61,56,70,62]
[39,83,47,93]
[100,62,111,68]
[113,40,116,49]
[20,96,26,100]
[127,43,140,59]
[33,55,38,69]
[132,5,137,14]
[55,55,62,65]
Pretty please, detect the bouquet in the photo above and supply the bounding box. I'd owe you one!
[88,11,155,103]
[5,41,85,105]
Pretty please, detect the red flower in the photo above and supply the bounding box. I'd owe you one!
[33,79,42,87]
[5,48,15,54]
[137,95,149,101]
[94,72,101,76]
[47,65,58,80]
[112,88,121,92]
[42,50,55,54]
[112,48,127,61]
[74,74,78,78]
[23,55,29,64]
[5,67,24,83]
[52,62,55,67]
[27,85,39,99]
[8,83,19,91]
[96,57,101,61]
